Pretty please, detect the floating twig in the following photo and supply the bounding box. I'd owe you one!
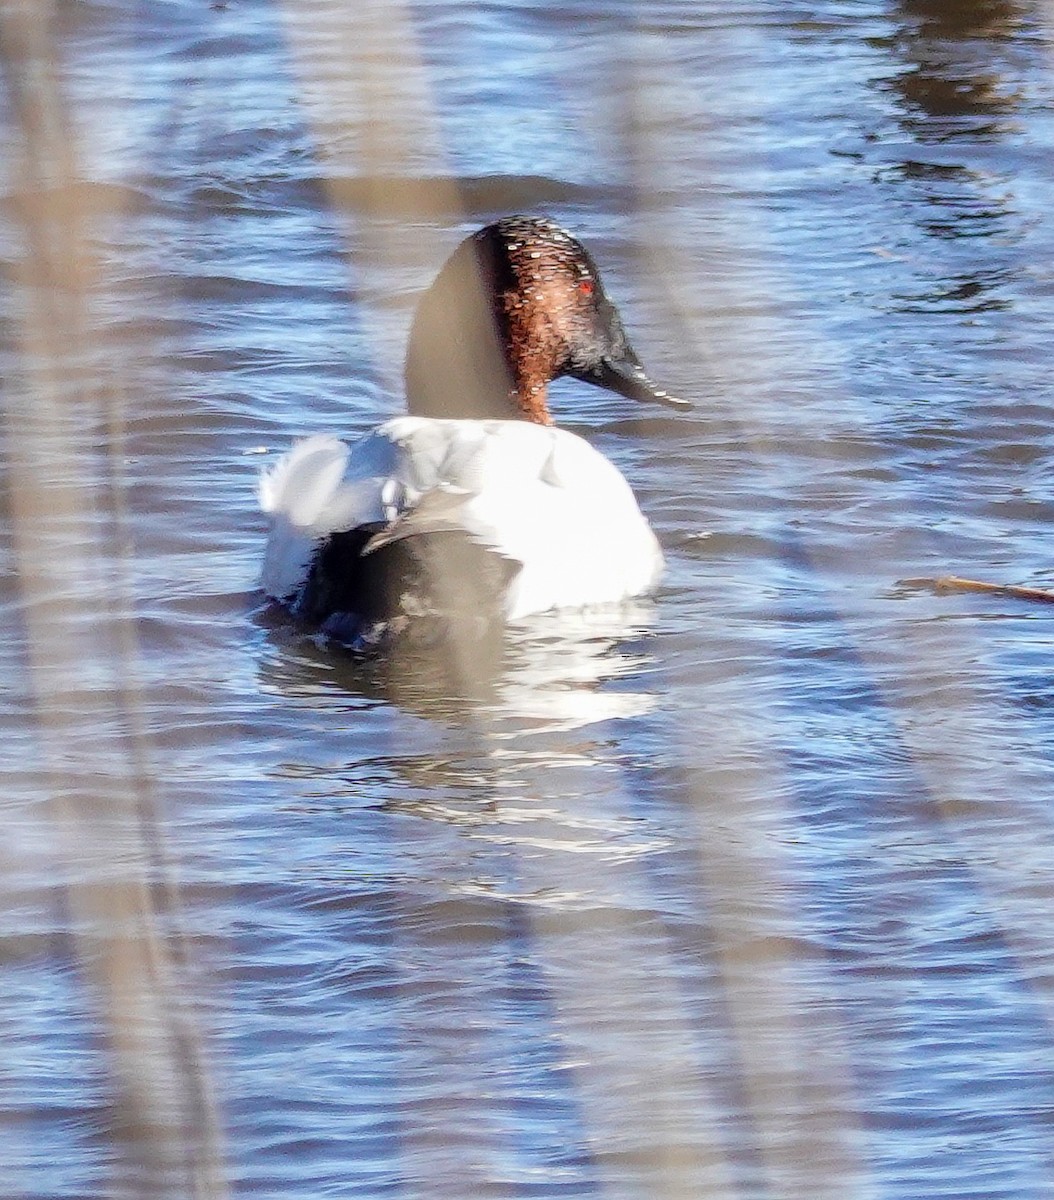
[934,575,1054,604]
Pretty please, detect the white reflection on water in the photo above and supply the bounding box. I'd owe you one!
[495,605,661,733]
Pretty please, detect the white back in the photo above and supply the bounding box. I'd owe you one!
[259,417,663,619]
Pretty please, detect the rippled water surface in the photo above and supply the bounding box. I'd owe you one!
[5,1,1054,1197]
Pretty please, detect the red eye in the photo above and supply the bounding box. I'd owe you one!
[578,279,594,296]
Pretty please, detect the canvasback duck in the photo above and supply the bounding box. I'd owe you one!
[259,215,688,646]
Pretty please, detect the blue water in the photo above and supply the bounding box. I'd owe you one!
[4,0,1054,1197]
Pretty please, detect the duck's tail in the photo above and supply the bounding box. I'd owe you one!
[258,435,351,526]
[258,435,351,603]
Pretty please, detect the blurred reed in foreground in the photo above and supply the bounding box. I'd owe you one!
[0,4,226,1196]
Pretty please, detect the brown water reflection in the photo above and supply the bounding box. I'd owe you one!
[882,0,1025,136]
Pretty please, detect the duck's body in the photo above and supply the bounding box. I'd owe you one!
[260,416,663,634]
[260,216,687,645]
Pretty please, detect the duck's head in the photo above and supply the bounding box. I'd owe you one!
[404,215,689,424]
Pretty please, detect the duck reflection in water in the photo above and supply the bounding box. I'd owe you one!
[255,599,660,734]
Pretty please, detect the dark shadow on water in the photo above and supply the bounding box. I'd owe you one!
[892,265,1014,312]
